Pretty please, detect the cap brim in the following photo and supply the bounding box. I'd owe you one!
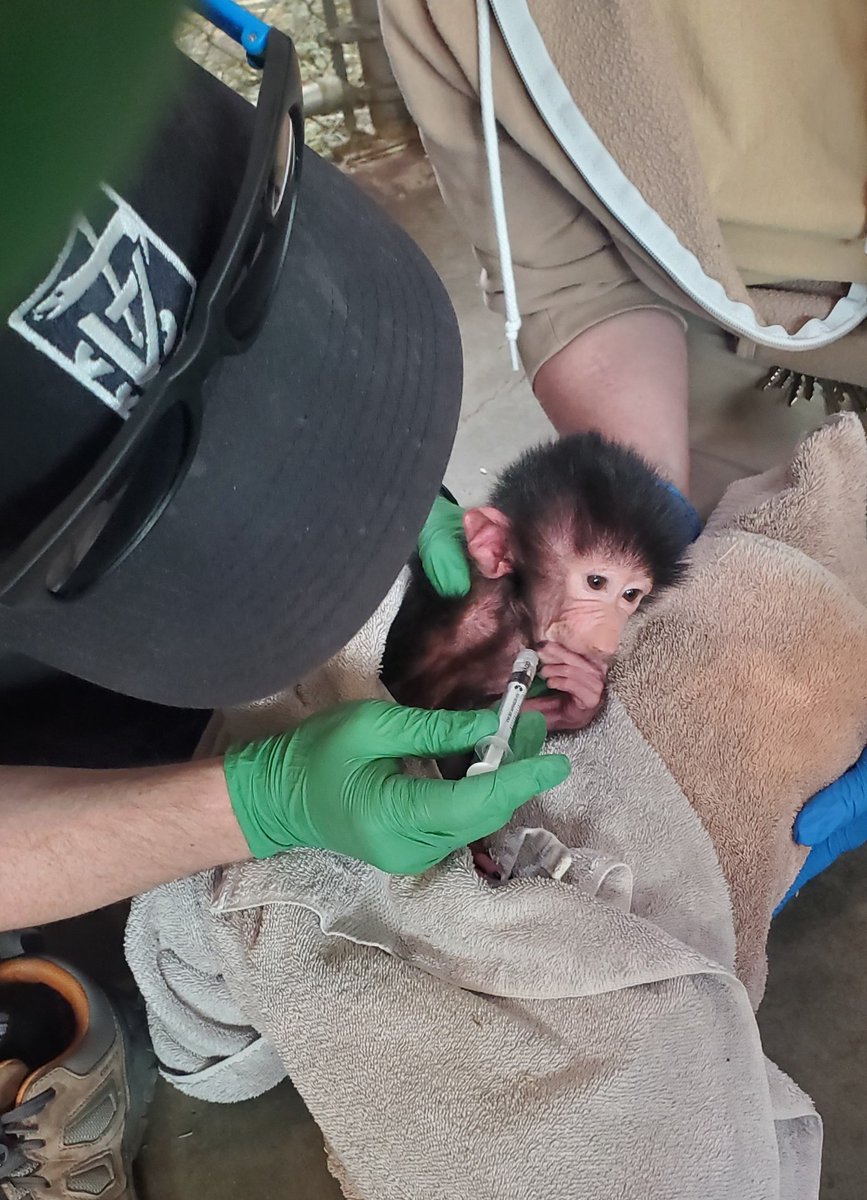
[0,148,462,707]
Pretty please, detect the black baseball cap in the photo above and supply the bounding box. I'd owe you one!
[0,53,462,708]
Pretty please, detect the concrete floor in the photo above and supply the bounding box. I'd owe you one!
[53,149,867,1198]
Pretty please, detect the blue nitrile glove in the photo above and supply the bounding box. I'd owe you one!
[775,746,867,912]
[660,479,703,544]
[417,494,471,598]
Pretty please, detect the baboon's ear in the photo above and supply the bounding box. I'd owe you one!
[463,507,513,578]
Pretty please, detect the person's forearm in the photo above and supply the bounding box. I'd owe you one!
[533,309,690,493]
[2,758,250,929]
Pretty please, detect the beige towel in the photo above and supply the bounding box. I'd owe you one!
[125,416,867,1199]
[615,413,867,1002]
[128,683,809,1199]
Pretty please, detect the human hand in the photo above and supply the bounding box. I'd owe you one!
[417,494,471,598]
[775,746,867,912]
[223,699,570,874]
[524,642,607,732]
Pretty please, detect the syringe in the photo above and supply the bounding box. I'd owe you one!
[466,648,540,776]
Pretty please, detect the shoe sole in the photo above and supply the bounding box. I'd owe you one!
[109,989,157,1199]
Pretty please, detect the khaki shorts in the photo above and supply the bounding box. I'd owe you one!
[685,317,831,516]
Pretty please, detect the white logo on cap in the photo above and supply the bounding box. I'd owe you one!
[8,185,196,419]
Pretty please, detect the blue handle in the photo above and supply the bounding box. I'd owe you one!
[195,0,270,65]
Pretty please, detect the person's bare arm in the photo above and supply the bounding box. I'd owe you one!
[2,759,249,929]
[534,309,690,493]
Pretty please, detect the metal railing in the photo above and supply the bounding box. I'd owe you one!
[177,0,415,157]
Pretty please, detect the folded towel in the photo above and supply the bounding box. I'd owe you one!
[615,413,867,1002]
[125,416,867,1199]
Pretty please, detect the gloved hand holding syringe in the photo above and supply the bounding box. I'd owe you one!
[467,649,540,776]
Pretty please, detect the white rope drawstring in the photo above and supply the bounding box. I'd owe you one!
[476,0,522,371]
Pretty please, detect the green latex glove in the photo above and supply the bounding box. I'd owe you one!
[224,699,570,874]
[417,495,471,598]
[527,675,552,700]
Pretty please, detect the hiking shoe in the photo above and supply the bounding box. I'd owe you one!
[0,957,154,1199]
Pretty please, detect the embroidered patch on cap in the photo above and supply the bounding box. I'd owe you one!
[9,185,196,419]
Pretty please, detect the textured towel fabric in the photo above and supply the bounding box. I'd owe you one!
[127,696,813,1199]
[615,414,867,1003]
[123,417,867,1199]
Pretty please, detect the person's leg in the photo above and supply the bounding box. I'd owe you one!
[533,309,691,493]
